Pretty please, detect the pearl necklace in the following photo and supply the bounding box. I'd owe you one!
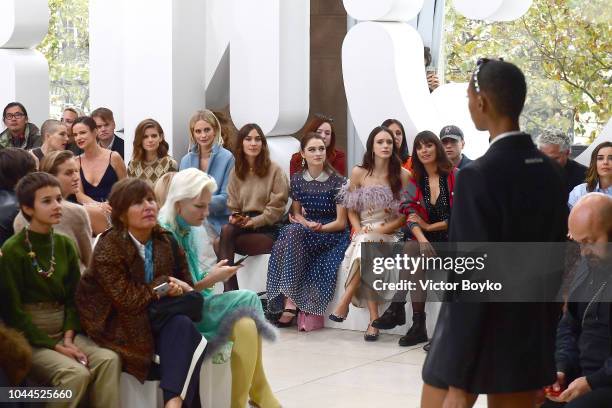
[24,228,56,278]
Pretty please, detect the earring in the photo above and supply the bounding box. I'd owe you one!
[301,158,306,168]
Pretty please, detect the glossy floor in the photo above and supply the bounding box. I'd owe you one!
[262,327,488,408]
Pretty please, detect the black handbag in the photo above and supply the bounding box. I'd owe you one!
[147,234,204,333]
[147,291,204,333]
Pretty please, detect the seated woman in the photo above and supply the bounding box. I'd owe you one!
[0,172,120,407]
[30,119,70,161]
[329,126,410,341]
[267,132,350,326]
[289,114,346,176]
[382,118,411,170]
[14,151,94,271]
[568,141,612,209]
[158,168,280,408]
[179,110,235,235]
[127,118,178,185]
[215,123,289,292]
[74,116,126,205]
[375,131,456,349]
[76,178,206,408]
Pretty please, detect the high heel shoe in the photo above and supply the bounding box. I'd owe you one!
[276,308,298,328]
[328,313,347,323]
[363,324,379,342]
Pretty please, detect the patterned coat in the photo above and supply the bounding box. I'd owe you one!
[75,227,192,382]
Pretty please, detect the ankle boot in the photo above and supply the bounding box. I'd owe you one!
[371,302,406,330]
[398,312,428,347]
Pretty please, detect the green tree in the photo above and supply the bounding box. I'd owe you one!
[37,0,89,116]
[444,0,611,143]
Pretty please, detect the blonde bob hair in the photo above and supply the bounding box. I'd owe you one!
[188,110,222,151]
[158,168,218,231]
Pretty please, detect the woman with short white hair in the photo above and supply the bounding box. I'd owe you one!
[158,168,280,408]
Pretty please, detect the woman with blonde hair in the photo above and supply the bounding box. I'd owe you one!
[159,168,279,408]
[179,110,235,234]
[30,119,70,161]
[127,118,178,184]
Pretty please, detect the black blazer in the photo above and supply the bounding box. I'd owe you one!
[111,134,125,160]
[423,133,569,393]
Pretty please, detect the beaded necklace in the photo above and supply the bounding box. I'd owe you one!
[24,228,56,278]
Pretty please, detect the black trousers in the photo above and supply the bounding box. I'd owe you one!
[541,387,612,408]
[155,315,206,407]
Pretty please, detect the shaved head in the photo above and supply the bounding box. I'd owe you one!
[569,193,612,261]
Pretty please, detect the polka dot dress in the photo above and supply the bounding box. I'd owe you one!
[266,171,350,315]
[422,175,451,242]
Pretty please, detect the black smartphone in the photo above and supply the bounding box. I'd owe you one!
[234,255,250,265]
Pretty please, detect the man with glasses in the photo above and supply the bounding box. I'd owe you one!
[91,107,124,159]
[0,102,42,150]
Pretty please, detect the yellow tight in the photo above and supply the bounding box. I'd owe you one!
[230,318,280,408]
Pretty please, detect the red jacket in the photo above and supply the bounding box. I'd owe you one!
[399,169,456,224]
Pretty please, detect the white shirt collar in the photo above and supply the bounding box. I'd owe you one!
[488,130,524,148]
[99,134,116,150]
[128,232,146,261]
[303,169,330,182]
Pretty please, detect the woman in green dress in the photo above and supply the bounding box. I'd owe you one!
[158,167,279,408]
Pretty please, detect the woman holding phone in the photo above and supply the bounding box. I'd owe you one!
[159,168,280,408]
[76,178,206,408]
[215,123,289,291]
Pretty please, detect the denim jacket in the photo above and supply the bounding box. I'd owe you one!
[179,144,235,234]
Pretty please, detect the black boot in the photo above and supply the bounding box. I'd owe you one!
[398,312,428,347]
[371,302,406,330]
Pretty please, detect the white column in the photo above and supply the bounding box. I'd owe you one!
[0,0,49,127]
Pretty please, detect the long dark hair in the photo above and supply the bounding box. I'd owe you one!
[411,130,453,185]
[132,118,169,162]
[300,132,337,175]
[382,118,409,162]
[234,123,271,180]
[360,126,402,199]
[587,141,612,192]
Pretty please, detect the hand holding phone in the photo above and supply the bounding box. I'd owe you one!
[153,282,170,298]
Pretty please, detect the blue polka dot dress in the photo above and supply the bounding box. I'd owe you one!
[266,170,350,315]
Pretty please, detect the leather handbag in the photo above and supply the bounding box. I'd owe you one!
[148,291,204,333]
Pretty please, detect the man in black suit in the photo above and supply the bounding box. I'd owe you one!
[536,128,588,194]
[91,107,125,159]
[421,60,568,407]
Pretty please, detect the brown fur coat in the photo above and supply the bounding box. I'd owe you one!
[76,227,191,382]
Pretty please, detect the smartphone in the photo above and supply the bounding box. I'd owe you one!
[153,282,170,297]
[234,255,250,265]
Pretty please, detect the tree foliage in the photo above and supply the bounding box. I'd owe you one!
[37,0,89,115]
[444,0,611,143]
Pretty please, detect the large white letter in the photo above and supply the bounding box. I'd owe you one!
[230,0,310,135]
[0,0,49,126]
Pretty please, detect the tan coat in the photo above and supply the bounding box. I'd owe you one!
[75,227,191,382]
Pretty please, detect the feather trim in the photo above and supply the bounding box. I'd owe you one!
[337,183,400,213]
[204,307,278,360]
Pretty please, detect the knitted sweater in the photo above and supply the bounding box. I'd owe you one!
[127,155,178,185]
[0,230,81,349]
[226,161,289,228]
[14,200,93,272]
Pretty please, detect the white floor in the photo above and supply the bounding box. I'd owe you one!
[262,327,488,408]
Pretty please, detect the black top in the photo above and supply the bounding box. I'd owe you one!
[109,135,124,160]
[79,152,119,203]
[30,147,44,161]
[563,159,588,194]
[457,154,472,170]
[421,175,450,242]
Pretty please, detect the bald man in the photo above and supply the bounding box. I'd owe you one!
[542,193,612,408]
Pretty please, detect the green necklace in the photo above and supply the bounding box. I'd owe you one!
[24,228,56,278]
